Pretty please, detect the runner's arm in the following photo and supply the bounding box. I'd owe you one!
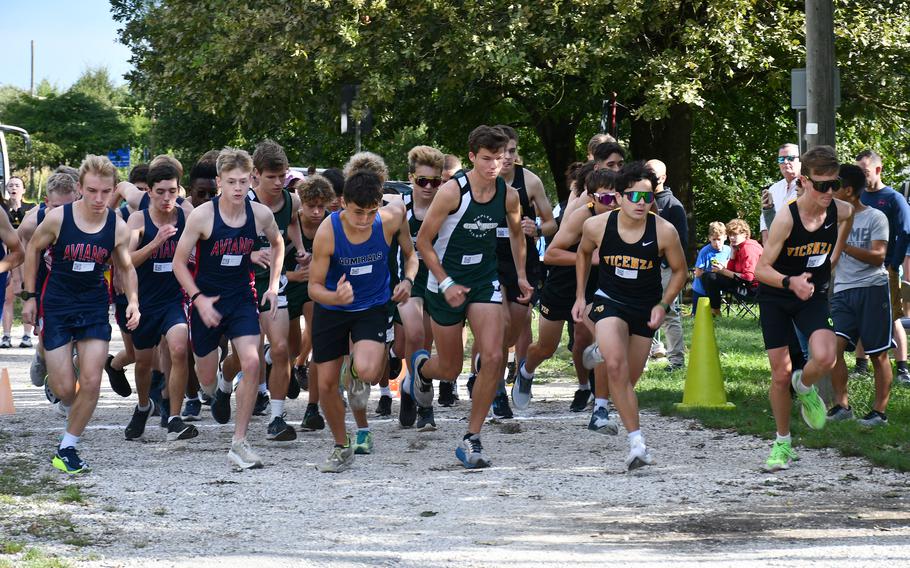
[544,207,587,266]
[114,181,146,210]
[112,218,140,318]
[287,193,306,256]
[657,219,688,306]
[526,171,557,238]
[126,210,158,266]
[0,213,23,273]
[416,182,461,285]
[505,186,527,280]
[306,220,341,305]
[572,215,602,322]
[21,208,62,293]
[755,206,794,288]
[394,208,418,283]
[172,205,211,299]
[254,202,285,297]
[829,198,854,270]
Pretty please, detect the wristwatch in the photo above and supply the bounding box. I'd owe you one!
[18,290,37,301]
[659,301,671,313]
[782,276,791,290]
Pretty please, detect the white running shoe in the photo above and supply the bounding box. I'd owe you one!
[625,440,655,471]
[228,439,263,470]
[582,343,604,370]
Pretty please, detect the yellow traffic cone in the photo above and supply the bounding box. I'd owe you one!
[0,368,15,415]
[676,297,735,410]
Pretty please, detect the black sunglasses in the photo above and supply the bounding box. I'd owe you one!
[414,176,443,189]
[797,176,841,193]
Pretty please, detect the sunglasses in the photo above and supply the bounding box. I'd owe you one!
[623,190,655,204]
[593,192,618,206]
[777,155,799,163]
[797,176,841,193]
[414,176,443,189]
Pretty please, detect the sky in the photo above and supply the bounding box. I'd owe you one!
[1,0,134,91]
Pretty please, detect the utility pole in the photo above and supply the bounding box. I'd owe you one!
[805,0,836,148]
[30,40,35,97]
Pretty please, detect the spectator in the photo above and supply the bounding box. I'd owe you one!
[760,143,800,243]
[702,218,763,316]
[692,222,732,314]
[442,154,462,182]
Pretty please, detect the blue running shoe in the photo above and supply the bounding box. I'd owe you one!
[406,350,433,408]
[182,397,202,422]
[211,387,232,424]
[455,434,491,469]
[588,406,619,435]
[52,446,88,474]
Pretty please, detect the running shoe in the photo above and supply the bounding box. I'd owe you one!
[625,440,655,471]
[895,369,910,386]
[570,388,592,412]
[342,360,371,411]
[491,392,513,419]
[267,414,297,441]
[159,398,171,428]
[29,351,47,387]
[398,389,417,428]
[466,373,476,400]
[407,349,434,408]
[253,391,271,416]
[19,335,33,348]
[228,439,263,469]
[44,377,60,405]
[211,388,232,424]
[300,403,326,431]
[850,358,870,377]
[294,364,309,391]
[149,371,165,415]
[166,416,199,441]
[125,402,155,440]
[582,343,604,370]
[388,355,402,380]
[287,373,301,400]
[353,430,374,455]
[826,404,854,421]
[857,410,888,427]
[791,370,826,430]
[763,440,797,472]
[104,354,132,397]
[451,379,460,401]
[0,335,11,348]
[53,401,69,419]
[510,359,532,410]
[505,359,517,385]
[416,406,437,432]
[200,391,213,406]
[455,434,491,469]
[588,406,619,435]
[317,442,354,473]
[438,381,456,407]
[375,394,393,417]
[181,397,202,422]
[52,447,88,474]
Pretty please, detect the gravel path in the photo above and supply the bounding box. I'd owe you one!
[1,325,909,567]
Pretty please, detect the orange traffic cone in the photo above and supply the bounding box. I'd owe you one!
[676,297,735,410]
[0,368,15,415]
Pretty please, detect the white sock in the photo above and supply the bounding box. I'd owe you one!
[577,382,589,390]
[380,386,392,397]
[628,430,643,448]
[168,415,179,424]
[271,398,285,419]
[358,427,370,433]
[776,433,791,444]
[218,376,232,394]
[258,382,268,395]
[137,402,150,412]
[60,431,79,450]
[519,362,534,380]
[594,398,609,410]
[793,376,812,395]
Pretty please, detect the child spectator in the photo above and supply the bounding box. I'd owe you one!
[692,222,732,314]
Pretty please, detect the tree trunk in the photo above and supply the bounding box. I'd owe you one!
[630,104,695,260]
[534,116,578,204]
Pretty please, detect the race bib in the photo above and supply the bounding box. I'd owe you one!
[221,255,242,267]
[153,262,173,273]
[496,227,510,238]
[806,254,827,268]
[72,261,95,272]
[615,267,638,279]
[350,265,373,276]
[461,254,482,265]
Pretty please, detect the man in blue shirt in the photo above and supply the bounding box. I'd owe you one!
[856,150,910,384]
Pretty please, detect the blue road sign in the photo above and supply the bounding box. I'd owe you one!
[108,147,131,168]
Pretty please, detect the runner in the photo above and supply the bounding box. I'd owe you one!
[308,170,416,472]
[572,161,687,470]
[2,176,35,348]
[755,145,853,472]
[411,125,532,469]
[286,174,334,432]
[122,161,198,442]
[490,125,556,418]
[21,155,140,474]
[16,173,80,389]
[514,169,618,419]
[172,147,284,469]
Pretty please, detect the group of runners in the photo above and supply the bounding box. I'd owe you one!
[0,124,891,476]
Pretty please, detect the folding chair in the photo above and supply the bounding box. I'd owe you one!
[723,277,758,318]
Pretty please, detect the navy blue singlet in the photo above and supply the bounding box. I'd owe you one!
[193,196,256,299]
[136,208,185,310]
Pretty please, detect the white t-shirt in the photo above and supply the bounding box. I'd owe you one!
[759,178,798,232]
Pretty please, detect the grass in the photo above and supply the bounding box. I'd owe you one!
[636,314,910,471]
